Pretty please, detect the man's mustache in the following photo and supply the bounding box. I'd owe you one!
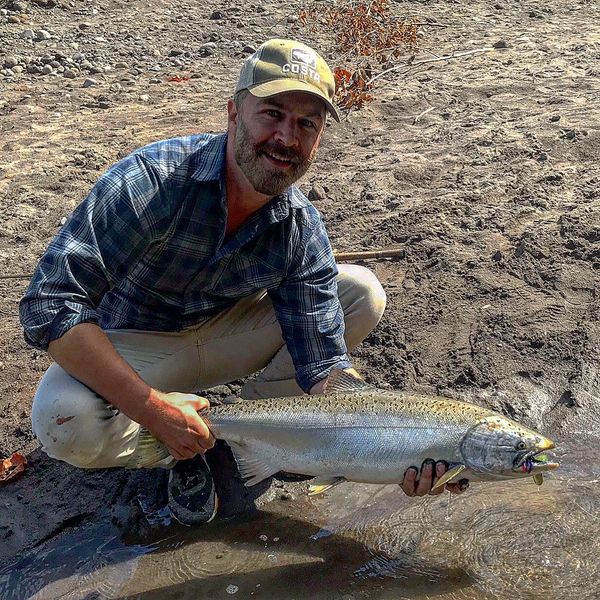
[257,143,301,165]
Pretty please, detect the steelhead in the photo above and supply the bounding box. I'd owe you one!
[133,370,558,493]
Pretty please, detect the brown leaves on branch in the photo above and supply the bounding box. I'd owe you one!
[300,0,418,110]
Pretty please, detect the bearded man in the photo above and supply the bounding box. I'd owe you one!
[20,39,464,526]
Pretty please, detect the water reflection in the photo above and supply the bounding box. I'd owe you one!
[2,436,598,600]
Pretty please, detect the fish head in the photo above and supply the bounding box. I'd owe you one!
[460,415,559,480]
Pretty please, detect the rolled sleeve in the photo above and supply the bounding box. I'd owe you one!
[269,218,351,392]
[19,153,165,350]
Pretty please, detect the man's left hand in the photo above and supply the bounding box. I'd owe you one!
[400,459,469,496]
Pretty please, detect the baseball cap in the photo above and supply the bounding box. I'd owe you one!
[235,39,340,122]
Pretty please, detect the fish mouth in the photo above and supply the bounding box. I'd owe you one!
[513,443,560,474]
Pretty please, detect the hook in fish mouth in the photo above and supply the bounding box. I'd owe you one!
[513,449,559,473]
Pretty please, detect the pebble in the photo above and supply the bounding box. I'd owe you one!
[63,68,77,78]
[258,534,268,542]
[78,22,93,30]
[19,29,35,39]
[41,64,53,74]
[308,184,326,201]
[114,61,129,69]
[225,585,239,595]
[83,77,97,87]
[8,15,20,23]
[493,40,510,49]
[242,45,256,54]
[36,29,52,40]
[199,42,217,56]
[4,56,18,69]
[210,10,225,19]
[12,1,27,12]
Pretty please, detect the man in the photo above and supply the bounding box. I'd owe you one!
[20,39,466,526]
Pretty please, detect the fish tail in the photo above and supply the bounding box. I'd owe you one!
[125,427,175,469]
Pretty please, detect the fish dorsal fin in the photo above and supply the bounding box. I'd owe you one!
[227,441,280,487]
[324,369,375,394]
[431,464,466,491]
[308,476,346,496]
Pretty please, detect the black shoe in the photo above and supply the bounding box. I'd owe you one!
[168,454,218,526]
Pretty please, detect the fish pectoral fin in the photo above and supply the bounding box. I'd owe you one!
[308,476,346,496]
[533,473,544,486]
[431,464,467,491]
[323,369,375,394]
[227,441,279,487]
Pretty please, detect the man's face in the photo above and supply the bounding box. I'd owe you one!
[228,91,326,196]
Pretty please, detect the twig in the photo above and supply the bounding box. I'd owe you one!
[413,106,435,124]
[366,47,495,85]
[333,248,405,261]
[413,21,449,28]
[0,274,32,280]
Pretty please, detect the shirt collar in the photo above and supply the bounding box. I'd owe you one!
[190,133,228,182]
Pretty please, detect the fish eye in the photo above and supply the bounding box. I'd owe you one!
[517,441,527,450]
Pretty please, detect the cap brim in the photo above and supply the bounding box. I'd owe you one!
[248,79,341,123]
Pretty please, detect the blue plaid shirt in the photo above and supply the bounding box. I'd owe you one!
[19,133,351,392]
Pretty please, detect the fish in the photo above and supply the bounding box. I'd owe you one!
[131,370,559,493]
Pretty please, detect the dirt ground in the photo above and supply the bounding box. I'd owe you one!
[0,0,599,570]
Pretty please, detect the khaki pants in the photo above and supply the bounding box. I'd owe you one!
[31,264,386,469]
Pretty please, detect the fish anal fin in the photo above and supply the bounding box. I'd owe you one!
[308,476,346,496]
[227,441,279,487]
[431,464,466,491]
[324,369,375,394]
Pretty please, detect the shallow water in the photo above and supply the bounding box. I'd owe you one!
[2,435,599,600]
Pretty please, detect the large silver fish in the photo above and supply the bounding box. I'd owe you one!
[135,370,558,493]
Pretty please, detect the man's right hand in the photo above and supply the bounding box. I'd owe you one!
[144,390,216,461]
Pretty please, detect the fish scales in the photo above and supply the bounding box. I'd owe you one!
[203,392,496,485]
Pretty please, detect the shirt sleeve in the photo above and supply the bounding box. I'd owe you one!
[19,153,167,350]
[268,216,352,393]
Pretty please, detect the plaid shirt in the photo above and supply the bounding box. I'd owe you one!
[19,133,351,392]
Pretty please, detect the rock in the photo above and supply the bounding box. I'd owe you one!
[41,64,53,74]
[149,78,161,84]
[169,49,183,56]
[549,115,561,122]
[36,30,52,40]
[493,40,510,49]
[12,65,23,74]
[242,44,256,54]
[114,61,129,69]
[82,77,97,87]
[63,68,77,78]
[287,16,298,23]
[308,184,327,201]
[26,64,41,74]
[4,56,18,69]
[139,94,150,102]
[19,29,35,40]
[8,15,20,23]
[78,22,93,30]
[11,1,28,12]
[199,42,217,56]
[210,10,224,19]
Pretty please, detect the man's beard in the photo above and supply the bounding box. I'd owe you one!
[234,118,316,196]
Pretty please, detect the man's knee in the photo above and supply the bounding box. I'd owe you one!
[31,363,115,468]
[337,264,387,335]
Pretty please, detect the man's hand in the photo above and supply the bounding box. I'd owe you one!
[144,390,216,461]
[400,459,469,496]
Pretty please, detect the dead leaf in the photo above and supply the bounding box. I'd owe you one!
[0,452,27,484]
